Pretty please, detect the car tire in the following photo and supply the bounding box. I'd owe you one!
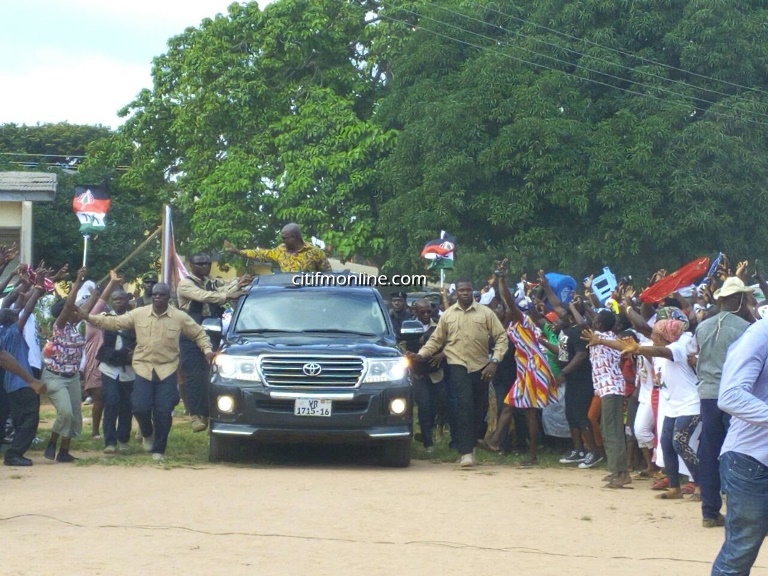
[380,438,411,468]
[208,434,241,463]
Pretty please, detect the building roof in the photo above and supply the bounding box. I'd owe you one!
[0,171,57,201]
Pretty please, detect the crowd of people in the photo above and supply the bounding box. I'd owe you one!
[1,224,767,573]
[397,255,768,575]
[0,223,326,463]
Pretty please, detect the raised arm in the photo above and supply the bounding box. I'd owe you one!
[537,270,568,318]
[17,265,47,331]
[754,261,768,304]
[0,243,18,278]
[55,267,87,329]
[495,259,523,324]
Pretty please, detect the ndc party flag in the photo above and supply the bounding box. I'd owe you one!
[421,231,457,270]
[72,185,111,234]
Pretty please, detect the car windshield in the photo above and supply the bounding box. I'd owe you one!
[234,289,389,336]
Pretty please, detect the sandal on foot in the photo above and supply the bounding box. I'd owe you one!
[477,439,499,453]
[519,459,538,467]
[606,480,634,489]
[656,489,683,500]
[652,477,671,490]
[681,482,696,495]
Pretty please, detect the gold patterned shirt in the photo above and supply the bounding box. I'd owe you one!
[241,242,332,273]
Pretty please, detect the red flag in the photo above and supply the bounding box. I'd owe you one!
[162,205,188,292]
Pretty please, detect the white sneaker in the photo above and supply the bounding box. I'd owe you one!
[103,445,116,454]
[117,442,131,454]
[142,435,154,452]
[151,453,165,462]
[459,452,475,467]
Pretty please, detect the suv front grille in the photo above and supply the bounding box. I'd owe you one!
[260,356,364,387]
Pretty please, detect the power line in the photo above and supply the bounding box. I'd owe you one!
[428,0,768,117]
[466,0,768,99]
[0,152,86,158]
[377,5,768,129]
[381,1,768,126]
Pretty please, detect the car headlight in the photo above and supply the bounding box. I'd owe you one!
[362,358,409,383]
[214,355,262,383]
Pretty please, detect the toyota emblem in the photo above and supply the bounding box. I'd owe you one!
[302,362,322,376]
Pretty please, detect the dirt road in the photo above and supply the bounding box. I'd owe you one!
[1,456,764,576]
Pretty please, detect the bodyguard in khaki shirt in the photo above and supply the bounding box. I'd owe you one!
[176,254,249,432]
[409,281,507,467]
[76,282,212,460]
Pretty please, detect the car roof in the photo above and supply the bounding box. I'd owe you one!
[249,273,379,291]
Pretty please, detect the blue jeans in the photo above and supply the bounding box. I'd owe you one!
[132,372,180,455]
[102,374,134,446]
[699,399,731,520]
[712,451,768,575]
[660,415,700,488]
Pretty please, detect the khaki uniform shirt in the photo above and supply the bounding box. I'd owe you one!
[177,274,241,318]
[418,302,508,373]
[86,305,212,381]
[241,242,332,273]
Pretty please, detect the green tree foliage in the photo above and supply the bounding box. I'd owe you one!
[375,0,768,279]
[118,0,395,261]
[0,123,161,280]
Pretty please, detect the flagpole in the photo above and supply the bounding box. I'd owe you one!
[161,205,172,284]
[96,225,163,284]
[82,234,90,267]
[440,268,444,289]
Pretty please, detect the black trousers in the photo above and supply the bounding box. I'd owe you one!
[447,365,488,455]
[413,375,445,448]
[179,338,209,417]
[5,387,40,458]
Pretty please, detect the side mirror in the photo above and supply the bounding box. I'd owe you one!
[399,319,425,340]
[201,317,222,333]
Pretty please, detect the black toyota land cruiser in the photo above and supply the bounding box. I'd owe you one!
[206,273,413,467]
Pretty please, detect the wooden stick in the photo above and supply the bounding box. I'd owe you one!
[98,225,163,284]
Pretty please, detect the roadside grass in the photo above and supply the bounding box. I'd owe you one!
[410,433,579,469]
[29,404,208,469]
[26,403,599,470]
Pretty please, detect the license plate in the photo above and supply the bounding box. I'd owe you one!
[294,398,332,417]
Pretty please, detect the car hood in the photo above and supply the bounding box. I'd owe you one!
[222,336,401,358]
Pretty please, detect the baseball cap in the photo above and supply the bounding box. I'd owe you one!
[143,271,159,282]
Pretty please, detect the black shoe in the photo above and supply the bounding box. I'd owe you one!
[559,449,586,464]
[56,451,77,463]
[44,443,56,460]
[4,454,32,466]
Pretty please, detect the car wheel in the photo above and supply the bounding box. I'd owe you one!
[208,434,241,463]
[380,438,411,468]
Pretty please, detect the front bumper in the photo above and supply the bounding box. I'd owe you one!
[209,379,413,443]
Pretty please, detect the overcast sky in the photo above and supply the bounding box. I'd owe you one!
[0,0,271,129]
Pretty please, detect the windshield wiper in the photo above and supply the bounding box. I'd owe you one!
[235,328,303,334]
[300,329,378,336]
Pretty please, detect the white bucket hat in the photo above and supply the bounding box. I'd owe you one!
[713,277,754,300]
